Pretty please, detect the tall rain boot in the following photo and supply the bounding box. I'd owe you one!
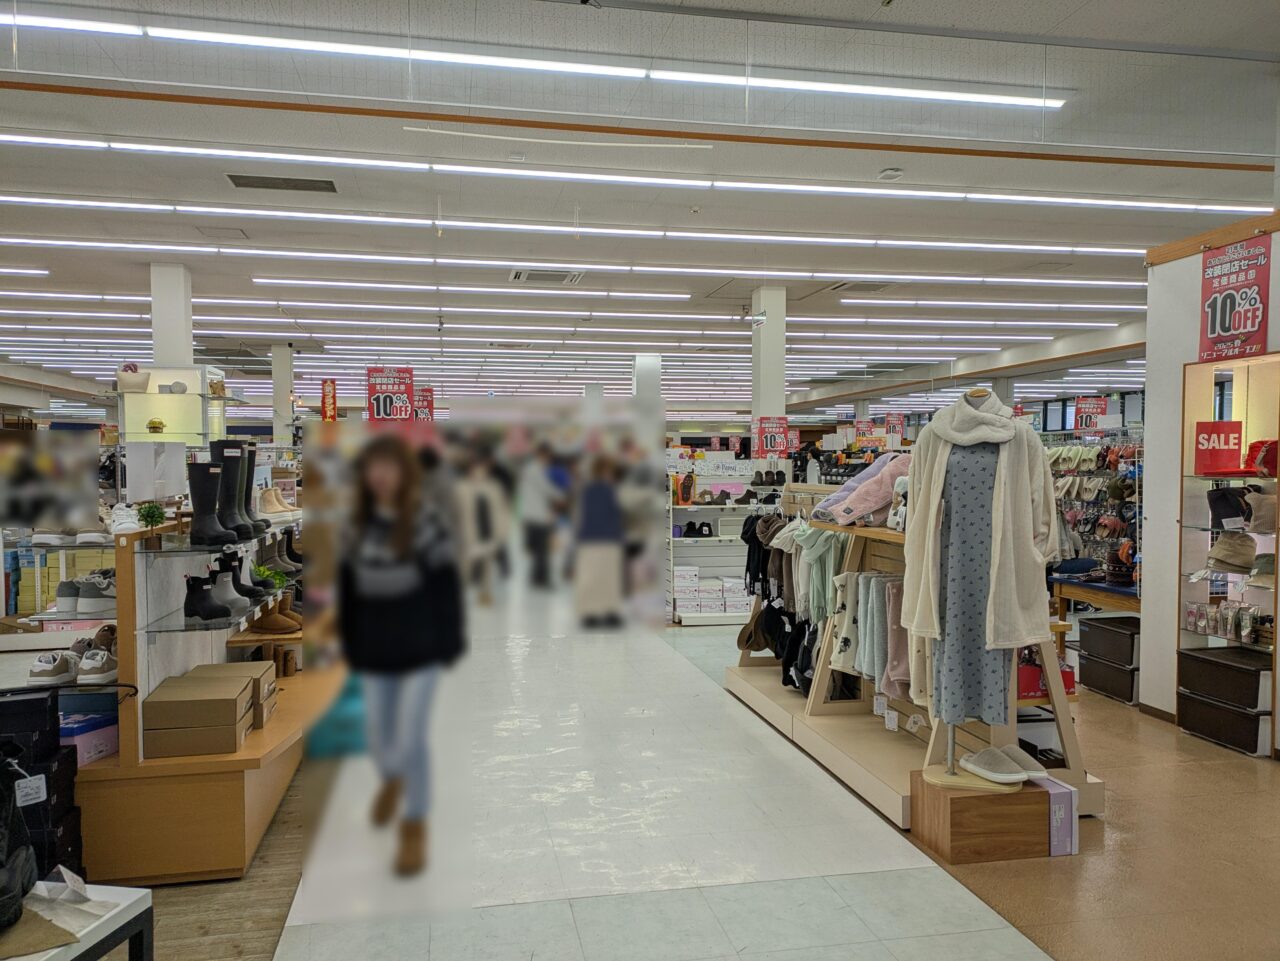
[210,442,254,541]
[241,442,270,534]
[187,463,237,547]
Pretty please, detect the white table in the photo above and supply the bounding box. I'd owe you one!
[10,885,152,961]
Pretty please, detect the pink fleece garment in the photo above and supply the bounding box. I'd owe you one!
[833,454,912,527]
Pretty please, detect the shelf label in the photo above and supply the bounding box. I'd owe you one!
[1200,234,1269,364]
[13,775,45,807]
[872,694,887,716]
[884,709,900,732]
[905,713,925,733]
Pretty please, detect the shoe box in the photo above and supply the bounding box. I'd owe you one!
[143,675,254,757]
[3,745,77,835]
[1077,615,1141,705]
[28,806,82,880]
[0,690,61,766]
[1177,646,1273,756]
[187,661,278,729]
[58,713,119,767]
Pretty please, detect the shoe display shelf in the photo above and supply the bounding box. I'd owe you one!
[724,521,1103,829]
[75,519,343,886]
[1043,427,1144,568]
[0,535,117,652]
[1176,354,1279,758]
[665,458,787,628]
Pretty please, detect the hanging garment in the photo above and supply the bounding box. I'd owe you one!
[739,514,761,595]
[770,517,805,613]
[752,515,787,598]
[793,534,812,623]
[793,525,842,623]
[830,571,860,672]
[901,393,1058,652]
[932,442,1012,726]
[855,573,899,688]
[880,580,912,701]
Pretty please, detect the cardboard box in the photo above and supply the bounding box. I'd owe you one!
[143,675,253,730]
[143,708,253,758]
[1042,776,1079,856]
[0,615,40,635]
[254,690,279,729]
[188,661,277,704]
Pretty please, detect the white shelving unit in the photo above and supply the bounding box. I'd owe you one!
[664,455,787,627]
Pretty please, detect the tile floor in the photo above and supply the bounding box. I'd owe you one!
[272,588,1049,960]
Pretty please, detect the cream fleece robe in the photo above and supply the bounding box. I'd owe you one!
[901,393,1059,652]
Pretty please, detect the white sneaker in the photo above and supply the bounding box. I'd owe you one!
[76,574,117,615]
[77,648,118,685]
[110,503,141,534]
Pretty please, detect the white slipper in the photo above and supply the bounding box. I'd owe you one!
[958,747,1028,784]
[999,743,1048,778]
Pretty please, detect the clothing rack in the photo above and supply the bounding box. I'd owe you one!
[725,520,1104,828]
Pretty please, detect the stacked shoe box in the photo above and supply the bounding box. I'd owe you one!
[14,551,47,615]
[142,674,254,758]
[723,581,753,614]
[0,691,82,878]
[672,566,699,617]
[188,661,278,730]
[697,577,725,614]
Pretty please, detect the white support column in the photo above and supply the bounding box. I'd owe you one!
[150,263,192,367]
[632,353,664,451]
[991,377,1014,406]
[583,382,605,431]
[751,287,787,419]
[854,400,871,420]
[271,344,294,447]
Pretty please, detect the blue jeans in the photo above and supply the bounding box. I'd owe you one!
[362,667,441,820]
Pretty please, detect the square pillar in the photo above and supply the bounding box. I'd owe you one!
[271,344,294,446]
[150,263,192,367]
[751,286,786,419]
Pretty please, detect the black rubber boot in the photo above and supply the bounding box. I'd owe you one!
[241,442,270,534]
[284,527,303,565]
[217,554,266,602]
[210,443,254,541]
[187,463,237,546]
[183,574,232,621]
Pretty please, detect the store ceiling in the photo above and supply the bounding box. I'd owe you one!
[0,0,1270,415]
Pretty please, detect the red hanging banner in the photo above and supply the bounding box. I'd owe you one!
[786,427,800,454]
[1073,396,1108,432]
[320,379,338,422]
[885,413,905,436]
[710,436,721,451]
[1200,235,1270,363]
[752,416,788,456]
[728,435,741,453]
[414,385,435,421]
[366,367,414,421]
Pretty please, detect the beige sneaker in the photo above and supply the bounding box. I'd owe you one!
[28,651,80,686]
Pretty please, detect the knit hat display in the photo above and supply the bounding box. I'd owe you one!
[1246,490,1277,534]
[1207,486,1253,530]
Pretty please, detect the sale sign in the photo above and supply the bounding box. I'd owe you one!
[752,416,789,456]
[710,436,721,451]
[413,385,435,421]
[1200,235,1270,363]
[885,413,905,436]
[786,427,800,453]
[366,367,413,421]
[728,435,741,453]
[320,379,338,422]
[1194,421,1245,475]
[1073,396,1108,432]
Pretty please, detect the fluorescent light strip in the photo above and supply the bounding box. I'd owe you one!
[0,267,48,276]
[0,194,1148,255]
[840,298,1146,311]
[790,317,1119,329]
[0,13,142,35]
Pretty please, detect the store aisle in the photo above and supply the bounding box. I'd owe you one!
[275,588,1049,961]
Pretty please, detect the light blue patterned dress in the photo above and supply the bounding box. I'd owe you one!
[933,442,1013,725]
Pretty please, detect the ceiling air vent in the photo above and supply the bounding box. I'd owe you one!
[508,269,584,286]
[227,174,337,193]
[826,281,895,293]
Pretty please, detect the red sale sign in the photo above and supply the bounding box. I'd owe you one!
[1073,396,1108,432]
[753,416,788,456]
[1201,235,1270,363]
[710,436,721,451]
[728,435,741,453]
[413,385,435,421]
[367,367,414,421]
[885,413,905,436]
[320,379,338,422]
[786,427,800,453]
[1194,421,1245,475]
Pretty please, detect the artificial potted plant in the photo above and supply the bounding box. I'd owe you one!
[136,501,165,550]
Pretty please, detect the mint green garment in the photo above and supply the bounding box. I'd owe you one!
[793,526,842,623]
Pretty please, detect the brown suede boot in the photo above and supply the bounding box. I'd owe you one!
[370,779,401,827]
[395,819,427,876]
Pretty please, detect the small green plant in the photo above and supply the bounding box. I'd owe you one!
[254,564,287,589]
[136,502,165,530]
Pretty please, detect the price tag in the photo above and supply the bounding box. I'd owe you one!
[1223,516,1246,531]
[872,695,887,717]
[14,775,46,807]
[884,709,900,732]
[905,714,926,733]
[58,865,89,900]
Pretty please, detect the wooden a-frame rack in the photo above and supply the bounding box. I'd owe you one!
[724,523,1104,828]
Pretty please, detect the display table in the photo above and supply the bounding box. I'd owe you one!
[10,886,152,961]
[1049,576,1140,616]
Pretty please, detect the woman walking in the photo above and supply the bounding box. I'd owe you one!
[339,434,465,876]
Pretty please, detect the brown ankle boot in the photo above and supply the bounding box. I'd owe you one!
[370,779,401,827]
[395,819,427,876]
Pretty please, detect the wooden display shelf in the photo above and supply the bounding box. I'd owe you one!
[227,627,303,647]
[808,522,904,544]
[78,665,344,885]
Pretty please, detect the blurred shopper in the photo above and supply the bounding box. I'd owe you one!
[806,446,822,484]
[459,448,510,606]
[519,444,559,588]
[339,434,464,877]
[574,456,625,627]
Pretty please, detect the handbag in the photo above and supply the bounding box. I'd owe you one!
[0,756,37,931]
[1245,439,1278,478]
